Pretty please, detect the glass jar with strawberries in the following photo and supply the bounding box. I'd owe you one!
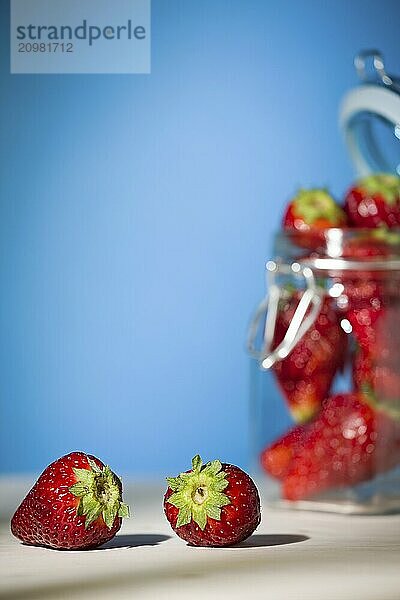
[248,178,400,513]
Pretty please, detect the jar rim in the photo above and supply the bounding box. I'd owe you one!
[299,256,400,271]
[274,227,400,266]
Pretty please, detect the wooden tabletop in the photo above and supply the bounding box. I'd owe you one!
[1,479,399,599]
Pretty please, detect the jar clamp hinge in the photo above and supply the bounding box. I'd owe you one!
[247,261,323,369]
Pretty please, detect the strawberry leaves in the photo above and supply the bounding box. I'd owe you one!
[290,189,347,226]
[360,174,400,207]
[166,455,230,531]
[69,456,129,530]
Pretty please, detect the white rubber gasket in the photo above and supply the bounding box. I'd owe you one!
[339,85,400,176]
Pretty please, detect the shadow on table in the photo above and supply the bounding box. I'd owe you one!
[99,534,171,550]
[236,534,309,548]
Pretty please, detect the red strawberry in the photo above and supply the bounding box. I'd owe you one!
[282,189,347,251]
[164,455,260,547]
[337,232,400,313]
[342,237,391,259]
[353,349,400,403]
[260,426,306,480]
[283,188,348,232]
[11,452,129,550]
[336,277,394,309]
[274,372,334,424]
[344,173,400,228]
[346,304,382,350]
[282,393,400,501]
[371,305,400,366]
[272,291,348,422]
[346,303,400,366]
[342,230,400,262]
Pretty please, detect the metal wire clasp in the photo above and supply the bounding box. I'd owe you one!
[247,261,323,369]
[354,50,400,94]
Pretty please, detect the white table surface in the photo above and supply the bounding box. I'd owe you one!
[1,478,399,600]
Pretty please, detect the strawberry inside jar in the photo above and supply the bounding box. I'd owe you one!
[249,226,400,514]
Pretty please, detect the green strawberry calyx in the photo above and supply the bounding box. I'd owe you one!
[369,227,400,245]
[166,455,230,530]
[360,383,400,421]
[293,188,345,225]
[358,173,400,206]
[69,457,130,530]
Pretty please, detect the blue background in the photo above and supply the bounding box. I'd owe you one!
[1,0,400,475]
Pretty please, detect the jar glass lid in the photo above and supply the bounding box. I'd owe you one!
[340,51,400,177]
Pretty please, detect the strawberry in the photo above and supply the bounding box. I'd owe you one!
[337,232,400,314]
[282,189,347,251]
[11,452,129,550]
[346,304,382,350]
[336,277,393,309]
[282,393,400,501]
[370,305,400,366]
[340,228,400,261]
[344,173,400,228]
[164,455,260,547]
[283,188,348,232]
[346,303,400,365]
[260,426,306,480]
[353,349,400,404]
[274,372,334,424]
[272,291,348,422]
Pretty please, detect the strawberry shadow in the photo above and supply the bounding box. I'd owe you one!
[236,533,309,548]
[98,534,171,549]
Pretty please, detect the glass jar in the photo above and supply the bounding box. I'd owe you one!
[248,229,400,514]
[249,229,400,513]
[248,50,400,514]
